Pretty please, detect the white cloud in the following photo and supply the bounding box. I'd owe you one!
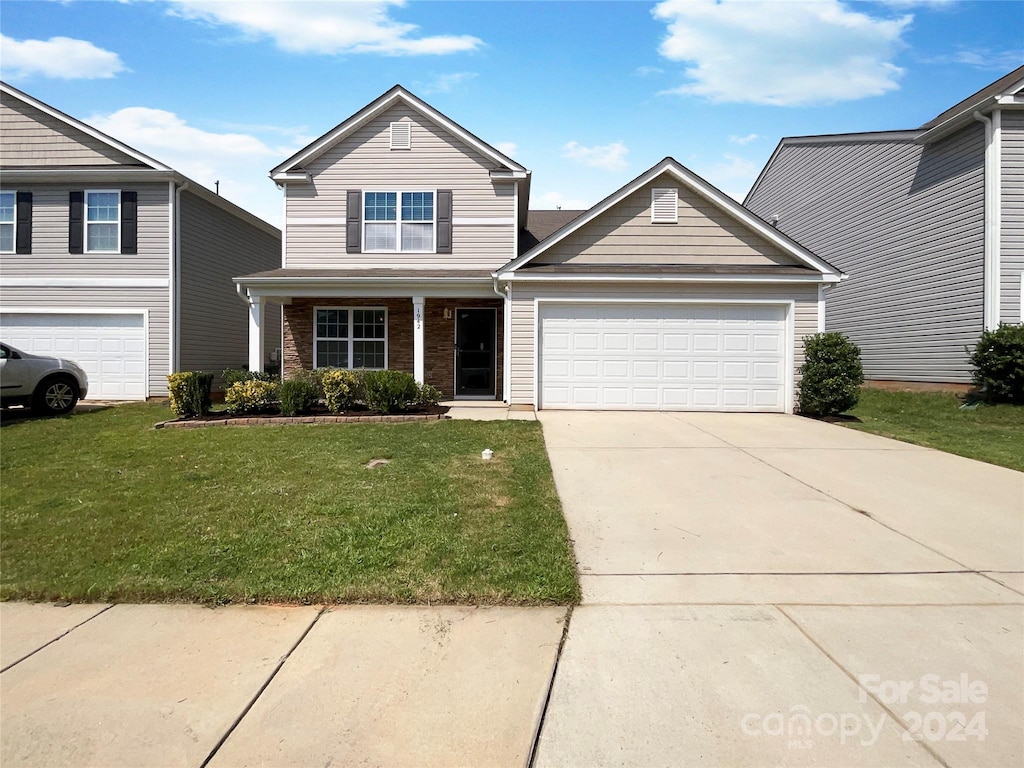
[562,140,630,171]
[696,153,760,202]
[495,141,518,158]
[415,71,478,94]
[729,133,760,145]
[87,107,306,226]
[924,48,1024,72]
[166,0,482,56]
[0,34,127,80]
[635,65,665,77]
[533,191,592,210]
[653,0,910,106]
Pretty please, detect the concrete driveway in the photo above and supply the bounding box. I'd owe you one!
[535,411,1024,767]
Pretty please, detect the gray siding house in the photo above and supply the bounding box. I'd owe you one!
[0,82,282,399]
[746,66,1024,384]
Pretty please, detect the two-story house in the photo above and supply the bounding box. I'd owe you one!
[0,81,281,400]
[746,66,1024,385]
[235,86,843,413]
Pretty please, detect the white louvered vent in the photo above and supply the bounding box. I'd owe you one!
[390,121,411,150]
[651,187,678,223]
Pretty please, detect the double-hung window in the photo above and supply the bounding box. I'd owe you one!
[86,190,120,252]
[363,191,434,252]
[0,191,14,253]
[314,308,387,369]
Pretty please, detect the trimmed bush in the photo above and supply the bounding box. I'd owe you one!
[970,324,1024,404]
[320,369,362,413]
[415,383,442,408]
[798,332,864,417]
[167,372,214,418]
[224,379,279,415]
[222,368,277,389]
[288,368,326,399]
[279,378,320,416]
[363,370,419,414]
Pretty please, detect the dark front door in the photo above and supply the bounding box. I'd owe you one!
[455,308,496,397]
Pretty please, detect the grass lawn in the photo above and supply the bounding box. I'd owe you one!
[1,403,579,605]
[846,388,1024,473]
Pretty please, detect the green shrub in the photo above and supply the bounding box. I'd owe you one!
[167,371,213,418]
[798,332,864,417]
[415,383,442,408]
[222,368,277,389]
[288,368,325,399]
[320,369,362,413]
[362,370,419,414]
[279,378,319,416]
[970,324,1024,404]
[224,379,279,415]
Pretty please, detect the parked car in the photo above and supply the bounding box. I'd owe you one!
[0,342,89,415]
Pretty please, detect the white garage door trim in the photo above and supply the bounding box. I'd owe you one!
[0,307,150,400]
[534,298,794,413]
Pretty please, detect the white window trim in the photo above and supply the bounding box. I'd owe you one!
[389,121,412,150]
[85,189,121,254]
[312,306,389,370]
[651,187,679,224]
[0,190,15,254]
[362,189,436,254]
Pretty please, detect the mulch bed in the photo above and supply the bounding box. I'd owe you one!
[156,404,450,429]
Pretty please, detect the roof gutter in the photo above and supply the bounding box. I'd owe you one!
[916,96,997,145]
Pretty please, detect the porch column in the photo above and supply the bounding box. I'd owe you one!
[412,295,425,383]
[248,294,265,373]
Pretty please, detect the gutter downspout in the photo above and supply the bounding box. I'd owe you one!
[492,274,511,404]
[171,180,188,373]
[974,110,1001,330]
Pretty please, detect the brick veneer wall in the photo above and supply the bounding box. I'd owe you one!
[282,296,503,400]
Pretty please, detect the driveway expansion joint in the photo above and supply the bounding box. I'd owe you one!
[527,605,574,768]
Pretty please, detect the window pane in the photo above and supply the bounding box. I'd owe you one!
[401,192,433,221]
[0,223,12,252]
[364,192,396,222]
[316,340,348,368]
[87,223,118,251]
[352,309,386,339]
[87,192,119,222]
[316,309,347,340]
[353,340,385,369]
[364,222,396,250]
[401,223,433,251]
[0,192,14,224]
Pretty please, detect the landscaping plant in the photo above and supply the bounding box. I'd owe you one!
[798,332,864,417]
[415,383,442,408]
[279,378,320,416]
[224,379,279,415]
[321,369,362,413]
[166,371,213,418]
[969,324,1024,404]
[222,368,277,389]
[362,370,419,414]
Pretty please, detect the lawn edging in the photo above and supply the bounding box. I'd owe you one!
[155,413,446,429]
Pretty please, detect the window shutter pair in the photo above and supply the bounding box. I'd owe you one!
[15,192,32,254]
[344,189,453,254]
[68,191,137,254]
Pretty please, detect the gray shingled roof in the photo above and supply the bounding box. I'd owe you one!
[920,64,1024,129]
[519,210,586,254]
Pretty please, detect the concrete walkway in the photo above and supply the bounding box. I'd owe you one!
[534,411,1024,767]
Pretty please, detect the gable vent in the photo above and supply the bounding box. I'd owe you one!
[390,121,411,150]
[651,187,678,223]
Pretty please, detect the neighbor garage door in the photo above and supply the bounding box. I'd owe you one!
[539,302,787,411]
[1,313,147,400]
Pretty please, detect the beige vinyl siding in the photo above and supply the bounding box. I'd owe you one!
[1,183,171,278]
[0,93,137,167]
[508,282,818,407]
[746,125,985,383]
[177,191,282,382]
[533,173,798,266]
[0,287,170,396]
[1001,110,1024,323]
[285,104,515,270]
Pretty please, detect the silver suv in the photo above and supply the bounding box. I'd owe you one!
[0,342,89,415]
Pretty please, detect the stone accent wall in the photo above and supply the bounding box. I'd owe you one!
[282,296,503,400]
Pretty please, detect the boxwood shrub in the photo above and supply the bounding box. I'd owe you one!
[970,324,1024,404]
[222,368,277,389]
[279,378,320,416]
[798,332,864,417]
[166,371,213,418]
[224,379,279,415]
[362,370,419,414]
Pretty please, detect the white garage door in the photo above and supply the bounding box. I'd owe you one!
[539,302,787,412]
[1,313,147,400]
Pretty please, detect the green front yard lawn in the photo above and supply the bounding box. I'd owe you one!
[0,403,580,605]
[846,388,1024,473]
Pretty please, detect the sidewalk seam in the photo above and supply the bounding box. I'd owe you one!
[199,606,326,768]
[0,603,115,674]
[526,605,574,768]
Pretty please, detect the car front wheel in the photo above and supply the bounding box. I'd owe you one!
[33,376,80,415]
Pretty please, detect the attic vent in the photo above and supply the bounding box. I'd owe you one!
[651,187,678,223]
[390,122,411,150]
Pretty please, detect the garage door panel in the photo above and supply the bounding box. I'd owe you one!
[539,302,787,412]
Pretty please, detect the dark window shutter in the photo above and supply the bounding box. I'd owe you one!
[346,190,361,253]
[15,192,32,254]
[121,191,138,254]
[69,191,84,254]
[436,189,452,254]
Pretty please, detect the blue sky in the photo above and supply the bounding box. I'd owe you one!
[2,0,1021,226]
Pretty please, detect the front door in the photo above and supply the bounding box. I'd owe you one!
[455,308,496,398]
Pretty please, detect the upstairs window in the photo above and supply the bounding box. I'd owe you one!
[651,187,678,224]
[0,191,14,253]
[86,190,120,252]
[363,191,434,252]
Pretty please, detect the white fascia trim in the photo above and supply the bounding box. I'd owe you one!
[0,277,170,288]
[271,87,527,176]
[489,170,529,180]
[270,171,312,183]
[0,82,171,171]
[917,96,998,145]
[504,158,840,277]
[497,273,841,284]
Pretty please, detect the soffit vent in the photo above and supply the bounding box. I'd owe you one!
[651,187,678,223]
[390,121,412,150]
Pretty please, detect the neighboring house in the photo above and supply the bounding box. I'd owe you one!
[746,66,1024,385]
[235,85,842,413]
[0,81,281,400]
